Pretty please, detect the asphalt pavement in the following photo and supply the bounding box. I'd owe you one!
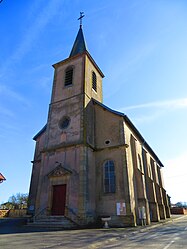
[0,215,186,249]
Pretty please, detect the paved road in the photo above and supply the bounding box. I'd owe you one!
[0,216,186,249]
[101,215,187,248]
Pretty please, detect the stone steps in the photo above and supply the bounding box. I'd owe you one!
[28,216,78,229]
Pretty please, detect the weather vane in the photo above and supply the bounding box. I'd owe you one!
[78,12,85,27]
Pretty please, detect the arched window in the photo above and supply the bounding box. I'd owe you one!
[65,66,73,86]
[92,71,97,92]
[103,160,116,193]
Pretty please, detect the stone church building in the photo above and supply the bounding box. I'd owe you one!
[28,23,170,227]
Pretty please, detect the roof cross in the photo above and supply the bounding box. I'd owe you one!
[78,12,85,27]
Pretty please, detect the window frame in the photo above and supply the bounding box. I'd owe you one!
[103,160,116,193]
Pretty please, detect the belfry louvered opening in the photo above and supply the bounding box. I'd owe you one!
[65,67,73,86]
[92,71,97,92]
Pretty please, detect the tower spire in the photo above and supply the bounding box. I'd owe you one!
[69,12,88,58]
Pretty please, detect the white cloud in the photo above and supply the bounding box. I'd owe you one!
[0,85,30,106]
[105,42,158,100]
[119,97,187,124]
[162,151,187,203]
[120,98,187,111]
[0,106,14,117]
[131,109,166,124]
[0,84,30,117]
[13,0,64,60]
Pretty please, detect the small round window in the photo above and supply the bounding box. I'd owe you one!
[59,116,70,130]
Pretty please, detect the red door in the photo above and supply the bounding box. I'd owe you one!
[51,184,66,215]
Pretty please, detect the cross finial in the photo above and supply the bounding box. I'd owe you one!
[78,12,85,28]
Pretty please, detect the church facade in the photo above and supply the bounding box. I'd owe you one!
[28,24,170,227]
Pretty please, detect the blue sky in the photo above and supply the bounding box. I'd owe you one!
[0,0,187,204]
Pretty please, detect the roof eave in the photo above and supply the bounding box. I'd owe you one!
[33,124,47,141]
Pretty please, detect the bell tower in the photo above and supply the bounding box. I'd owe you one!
[51,20,104,105]
[45,17,104,150]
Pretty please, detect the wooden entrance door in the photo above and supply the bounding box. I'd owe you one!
[51,184,66,215]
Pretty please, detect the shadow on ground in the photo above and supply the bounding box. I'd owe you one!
[0,218,70,234]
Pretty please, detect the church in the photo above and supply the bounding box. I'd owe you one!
[28,19,170,228]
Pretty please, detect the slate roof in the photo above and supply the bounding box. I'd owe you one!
[69,26,88,57]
